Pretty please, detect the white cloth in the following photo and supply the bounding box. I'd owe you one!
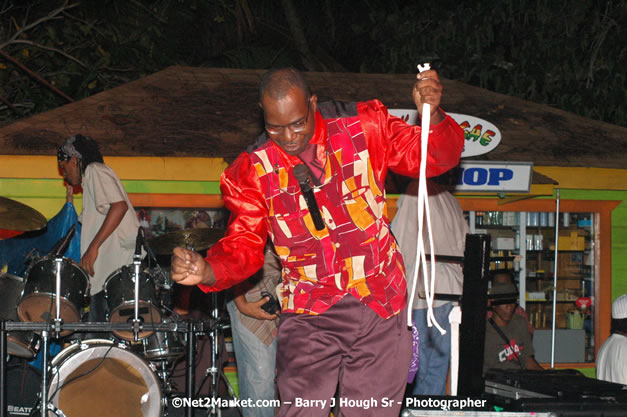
[391,180,468,309]
[611,294,627,319]
[80,163,140,294]
[596,333,627,385]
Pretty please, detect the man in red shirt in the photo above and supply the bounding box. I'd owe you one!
[172,68,463,417]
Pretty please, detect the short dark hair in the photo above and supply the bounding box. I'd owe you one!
[258,68,310,103]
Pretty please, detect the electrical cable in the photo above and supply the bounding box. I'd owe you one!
[406,63,445,335]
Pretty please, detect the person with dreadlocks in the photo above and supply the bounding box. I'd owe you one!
[57,134,141,325]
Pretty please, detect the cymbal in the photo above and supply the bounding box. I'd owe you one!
[0,196,47,232]
[148,228,224,255]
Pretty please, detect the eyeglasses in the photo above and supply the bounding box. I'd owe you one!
[265,97,312,135]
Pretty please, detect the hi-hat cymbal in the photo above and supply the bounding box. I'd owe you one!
[0,196,47,232]
[148,228,224,255]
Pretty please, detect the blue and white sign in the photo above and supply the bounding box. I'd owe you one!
[455,161,533,193]
[388,109,501,157]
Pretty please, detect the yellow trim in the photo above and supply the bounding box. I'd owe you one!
[3,192,227,220]
[0,155,228,181]
[453,183,556,198]
[535,166,627,191]
[5,197,82,220]
[3,158,625,190]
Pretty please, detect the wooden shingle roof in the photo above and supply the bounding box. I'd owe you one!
[1,66,625,168]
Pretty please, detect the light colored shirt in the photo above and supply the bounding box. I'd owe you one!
[596,333,627,385]
[80,163,140,293]
[392,180,468,309]
[235,246,282,346]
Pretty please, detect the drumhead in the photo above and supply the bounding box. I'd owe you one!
[104,266,162,341]
[7,331,40,359]
[17,256,89,330]
[49,339,162,417]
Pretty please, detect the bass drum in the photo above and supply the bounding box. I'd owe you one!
[0,273,40,358]
[6,358,41,417]
[49,339,162,417]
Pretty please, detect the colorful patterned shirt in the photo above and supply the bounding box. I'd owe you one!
[201,99,463,319]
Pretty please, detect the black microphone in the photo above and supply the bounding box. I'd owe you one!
[134,226,144,258]
[293,164,325,231]
[49,224,76,257]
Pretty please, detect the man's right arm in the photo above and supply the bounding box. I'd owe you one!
[201,153,269,292]
[171,246,216,286]
[172,153,269,292]
[526,355,544,371]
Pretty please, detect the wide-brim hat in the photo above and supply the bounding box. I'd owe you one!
[489,282,518,304]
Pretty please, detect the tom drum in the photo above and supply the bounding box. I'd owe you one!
[17,256,89,336]
[104,265,162,340]
[0,273,40,358]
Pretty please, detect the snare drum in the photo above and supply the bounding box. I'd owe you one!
[104,265,162,341]
[49,339,162,417]
[17,256,89,335]
[0,273,40,358]
[139,327,186,361]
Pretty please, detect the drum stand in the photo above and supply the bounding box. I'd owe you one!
[204,292,238,417]
[38,256,69,417]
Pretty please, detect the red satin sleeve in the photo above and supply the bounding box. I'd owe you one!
[357,99,464,182]
[198,153,268,293]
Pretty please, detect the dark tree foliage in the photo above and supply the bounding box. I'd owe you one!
[0,0,625,128]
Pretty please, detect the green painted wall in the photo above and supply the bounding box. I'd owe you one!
[552,189,626,380]
[0,178,222,197]
[0,178,221,218]
[559,189,627,301]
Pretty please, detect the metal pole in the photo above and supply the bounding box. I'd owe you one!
[186,320,195,417]
[55,257,63,338]
[1,322,6,417]
[210,293,220,416]
[519,212,527,310]
[133,257,142,342]
[40,330,50,417]
[551,189,561,368]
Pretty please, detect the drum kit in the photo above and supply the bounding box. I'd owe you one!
[1,197,235,417]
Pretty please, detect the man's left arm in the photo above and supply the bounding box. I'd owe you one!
[81,200,127,276]
[234,291,278,321]
[358,71,464,180]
